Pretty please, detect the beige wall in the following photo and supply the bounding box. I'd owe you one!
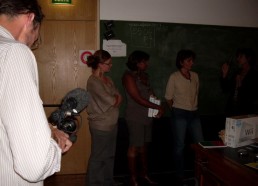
[35,0,99,174]
[100,0,258,28]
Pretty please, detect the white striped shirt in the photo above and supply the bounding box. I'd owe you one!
[0,26,61,186]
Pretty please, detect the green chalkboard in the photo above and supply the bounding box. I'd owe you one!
[100,20,258,116]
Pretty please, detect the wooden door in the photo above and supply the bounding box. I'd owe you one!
[34,0,99,174]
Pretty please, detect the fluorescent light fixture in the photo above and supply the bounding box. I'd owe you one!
[52,0,72,4]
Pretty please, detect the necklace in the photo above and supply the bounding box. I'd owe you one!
[180,70,191,80]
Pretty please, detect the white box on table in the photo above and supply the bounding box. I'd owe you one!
[225,115,258,148]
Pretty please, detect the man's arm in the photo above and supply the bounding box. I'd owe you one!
[1,44,67,182]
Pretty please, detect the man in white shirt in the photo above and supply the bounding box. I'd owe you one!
[0,0,72,185]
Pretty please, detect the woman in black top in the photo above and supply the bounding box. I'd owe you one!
[221,48,258,116]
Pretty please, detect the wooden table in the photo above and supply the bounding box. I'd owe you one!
[192,144,258,186]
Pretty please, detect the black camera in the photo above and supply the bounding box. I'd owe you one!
[49,106,79,132]
[48,88,90,142]
[48,100,81,142]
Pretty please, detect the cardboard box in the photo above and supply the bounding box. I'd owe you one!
[225,115,258,148]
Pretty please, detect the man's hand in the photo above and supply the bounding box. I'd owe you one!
[50,126,73,153]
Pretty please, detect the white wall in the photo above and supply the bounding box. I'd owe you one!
[100,0,258,27]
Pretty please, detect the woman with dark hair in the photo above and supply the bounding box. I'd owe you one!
[86,49,122,186]
[165,49,203,183]
[122,50,164,186]
[221,47,258,116]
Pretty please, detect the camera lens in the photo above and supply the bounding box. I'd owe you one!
[60,117,77,133]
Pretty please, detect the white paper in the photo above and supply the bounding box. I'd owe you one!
[102,39,126,57]
[148,96,160,117]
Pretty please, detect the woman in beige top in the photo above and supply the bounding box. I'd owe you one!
[165,49,203,184]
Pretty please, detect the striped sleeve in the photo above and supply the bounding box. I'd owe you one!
[0,43,61,182]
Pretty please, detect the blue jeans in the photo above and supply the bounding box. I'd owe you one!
[170,108,203,178]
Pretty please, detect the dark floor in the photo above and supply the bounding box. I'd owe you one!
[45,170,198,186]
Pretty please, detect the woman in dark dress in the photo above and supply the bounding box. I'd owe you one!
[122,50,164,186]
